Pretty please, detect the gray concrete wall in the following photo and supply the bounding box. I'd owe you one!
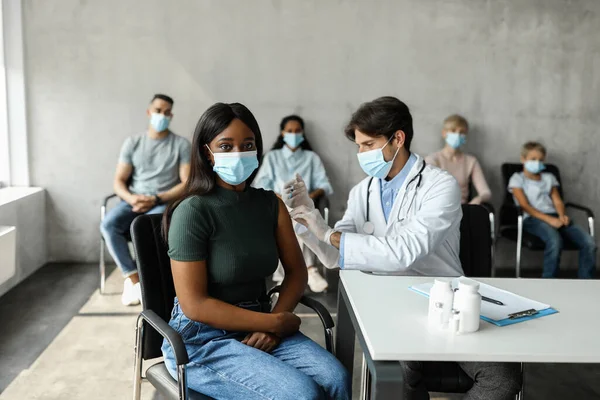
[23,0,600,269]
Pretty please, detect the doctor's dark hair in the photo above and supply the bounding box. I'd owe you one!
[151,93,174,106]
[161,102,264,239]
[270,115,313,151]
[344,96,414,151]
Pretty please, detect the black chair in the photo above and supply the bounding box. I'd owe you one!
[130,213,336,400]
[498,163,595,277]
[99,193,131,294]
[468,183,497,275]
[422,205,523,399]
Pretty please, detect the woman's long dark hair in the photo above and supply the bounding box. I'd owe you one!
[270,115,313,151]
[161,102,264,240]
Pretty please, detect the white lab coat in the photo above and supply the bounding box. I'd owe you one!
[298,154,464,276]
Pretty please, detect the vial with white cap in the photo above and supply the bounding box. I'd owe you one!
[428,279,454,329]
[453,278,481,333]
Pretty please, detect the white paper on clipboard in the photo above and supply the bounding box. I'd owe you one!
[410,278,552,322]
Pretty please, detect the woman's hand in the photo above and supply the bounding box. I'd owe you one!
[242,332,281,353]
[271,311,301,337]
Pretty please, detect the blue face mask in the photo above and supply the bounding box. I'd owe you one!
[283,133,305,149]
[524,160,545,174]
[150,113,170,132]
[208,148,259,185]
[445,132,467,149]
[356,136,399,179]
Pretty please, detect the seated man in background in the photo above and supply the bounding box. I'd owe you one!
[509,141,596,279]
[426,114,492,205]
[100,94,191,306]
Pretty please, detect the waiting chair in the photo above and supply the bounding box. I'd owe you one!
[468,184,496,274]
[130,213,336,400]
[498,163,595,278]
[99,193,131,294]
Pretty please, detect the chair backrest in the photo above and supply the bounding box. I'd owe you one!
[130,213,175,360]
[459,204,492,277]
[499,163,562,227]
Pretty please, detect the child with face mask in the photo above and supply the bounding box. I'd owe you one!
[508,141,597,279]
[426,114,491,205]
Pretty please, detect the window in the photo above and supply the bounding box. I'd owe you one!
[0,0,28,188]
[0,2,9,188]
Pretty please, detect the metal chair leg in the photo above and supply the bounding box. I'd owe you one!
[325,327,335,355]
[489,212,496,277]
[132,316,144,400]
[99,239,106,294]
[516,215,523,278]
[177,364,189,400]
[100,205,107,294]
[516,362,525,400]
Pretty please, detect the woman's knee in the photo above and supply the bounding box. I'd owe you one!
[319,361,351,399]
[279,373,326,400]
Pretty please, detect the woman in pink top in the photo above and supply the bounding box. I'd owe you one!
[425,115,491,205]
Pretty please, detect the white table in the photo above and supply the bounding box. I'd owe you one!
[335,271,600,399]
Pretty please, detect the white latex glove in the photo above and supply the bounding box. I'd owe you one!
[282,174,314,211]
[290,205,334,244]
[294,222,340,269]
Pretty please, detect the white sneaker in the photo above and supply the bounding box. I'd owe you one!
[121,278,141,306]
[307,267,328,293]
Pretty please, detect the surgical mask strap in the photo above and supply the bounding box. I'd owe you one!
[383,135,400,163]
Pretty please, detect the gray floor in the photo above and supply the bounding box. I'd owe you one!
[0,263,599,399]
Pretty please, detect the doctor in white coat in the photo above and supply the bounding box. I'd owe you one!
[287,96,522,400]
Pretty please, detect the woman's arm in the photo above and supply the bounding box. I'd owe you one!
[272,197,308,313]
[171,259,298,336]
[469,159,491,205]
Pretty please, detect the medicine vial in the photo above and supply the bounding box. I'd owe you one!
[453,278,481,333]
[428,279,454,329]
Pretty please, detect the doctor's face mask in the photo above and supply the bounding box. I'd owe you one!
[356,132,401,179]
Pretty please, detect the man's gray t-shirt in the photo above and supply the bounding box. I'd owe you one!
[119,131,191,195]
[508,172,559,218]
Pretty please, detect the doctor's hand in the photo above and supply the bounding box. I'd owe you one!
[282,174,314,211]
[290,205,334,243]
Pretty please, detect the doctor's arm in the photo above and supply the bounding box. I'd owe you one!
[340,176,461,272]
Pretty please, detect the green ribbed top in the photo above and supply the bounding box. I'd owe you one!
[167,186,279,304]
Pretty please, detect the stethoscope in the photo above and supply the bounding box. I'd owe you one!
[362,160,427,234]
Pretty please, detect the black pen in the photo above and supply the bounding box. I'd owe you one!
[482,296,504,306]
[454,288,505,306]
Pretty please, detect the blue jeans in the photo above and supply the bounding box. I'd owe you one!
[162,298,351,400]
[523,216,597,279]
[100,200,166,277]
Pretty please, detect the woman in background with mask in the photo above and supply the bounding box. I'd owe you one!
[253,115,333,292]
[425,114,491,205]
[161,103,350,400]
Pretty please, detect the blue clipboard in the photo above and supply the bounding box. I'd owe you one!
[409,286,559,327]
